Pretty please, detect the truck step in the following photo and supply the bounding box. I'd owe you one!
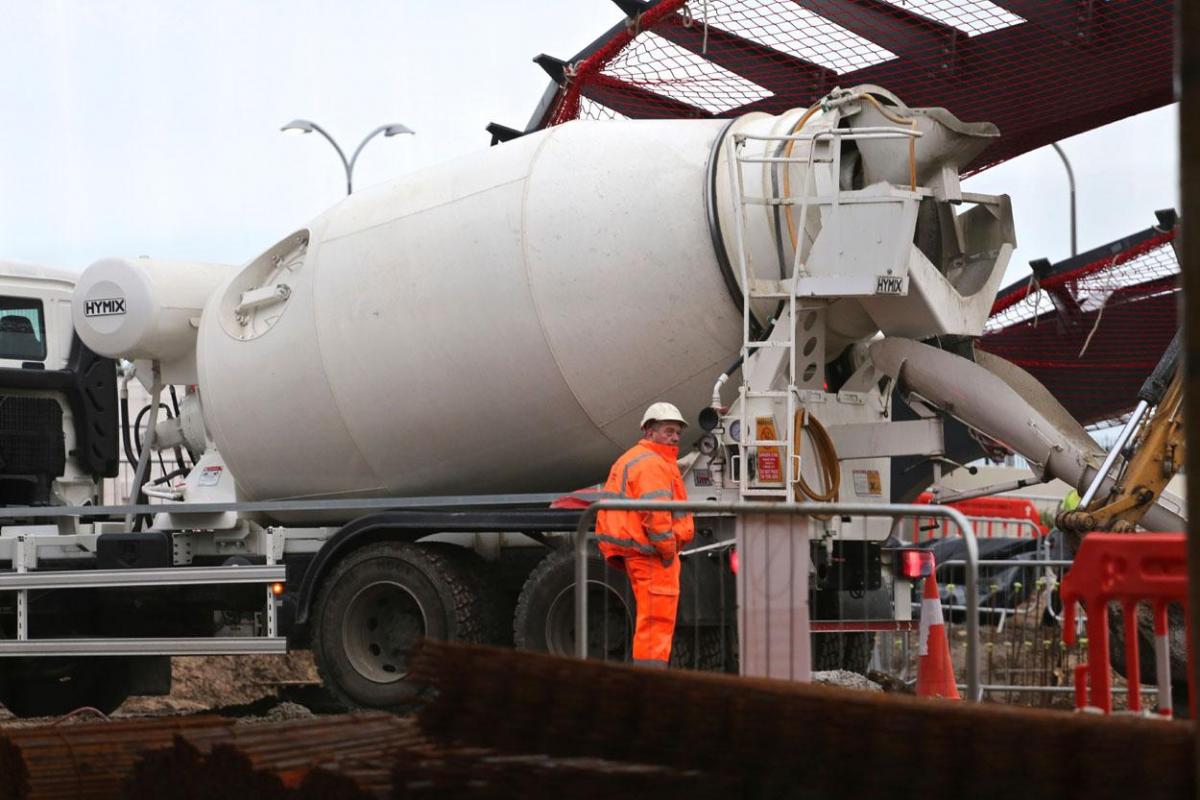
[0,637,288,657]
[0,565,285,591]
[738,488,792,497]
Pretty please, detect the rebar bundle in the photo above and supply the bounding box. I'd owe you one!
[0,716,230,800]
[411,640,1196,799]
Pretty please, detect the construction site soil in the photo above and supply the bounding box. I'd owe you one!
[0,654,322,726]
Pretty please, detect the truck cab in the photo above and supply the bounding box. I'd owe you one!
[0,262,119,510]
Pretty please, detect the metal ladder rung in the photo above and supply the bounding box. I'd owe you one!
[739,488,791,497]
[743,341,792,349]
[745,390,791,398]
[745,439,790,447]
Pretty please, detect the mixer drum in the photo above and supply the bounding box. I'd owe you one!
[196,119,747,502]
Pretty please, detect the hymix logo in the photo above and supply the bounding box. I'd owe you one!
[875,275,904,295]
[84,297,127,317]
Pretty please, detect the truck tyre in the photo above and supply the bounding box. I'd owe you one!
[312,541,492,711]
[514,547,635,662]
[419,542,512,647]
[811,632,875,674]
[0,658,129,718]
[670,626,732,672]
[514,548,732,672]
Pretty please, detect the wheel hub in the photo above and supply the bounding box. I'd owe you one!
[342,580,427,683]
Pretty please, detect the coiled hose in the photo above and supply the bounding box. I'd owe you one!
[793,408,840,503]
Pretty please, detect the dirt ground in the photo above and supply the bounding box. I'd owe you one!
[0,653,321,725]
[120,653,321,715]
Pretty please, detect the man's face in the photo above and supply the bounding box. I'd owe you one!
[645,421,683,446]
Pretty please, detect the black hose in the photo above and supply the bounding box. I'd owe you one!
[133,402,188,483]
[167,385,191,470]
[1137,329,1180,406]
[120,395,137,468]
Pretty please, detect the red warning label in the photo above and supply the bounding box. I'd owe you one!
[755,416,782,485]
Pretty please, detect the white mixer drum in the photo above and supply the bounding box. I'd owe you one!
[196,118,752,502]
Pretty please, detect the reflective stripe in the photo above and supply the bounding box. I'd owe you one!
[632,658,668,669]
[646,530,674,543]
[671,511,690,520]
[621,453,653,495]
[640,489,671,500]
[574,490,624,501]
[595,533,658,556]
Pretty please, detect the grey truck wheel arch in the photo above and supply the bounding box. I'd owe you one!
[293,508,582,628]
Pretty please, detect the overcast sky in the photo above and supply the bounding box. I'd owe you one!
[0,1,1178,287]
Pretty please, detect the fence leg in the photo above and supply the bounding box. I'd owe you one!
[1086,601,1114,713]
[1154,601,1173,718]
[1123,600,1142,712]
[736,513,811,681]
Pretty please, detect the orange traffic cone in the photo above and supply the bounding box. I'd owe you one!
[916,571,960,699]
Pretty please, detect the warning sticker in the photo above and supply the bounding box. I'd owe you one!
[198,466,223,487]
[853,469,882,496]
[755,416,783,485]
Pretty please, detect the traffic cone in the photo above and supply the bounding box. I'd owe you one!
[916,571,960,699]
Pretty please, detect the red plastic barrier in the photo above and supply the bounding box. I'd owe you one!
[1061,533,1192,716]
[912,492,1048,542]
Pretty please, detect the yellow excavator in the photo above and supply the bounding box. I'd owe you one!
[1056,330,1184,543]
[1053,329,1186,709]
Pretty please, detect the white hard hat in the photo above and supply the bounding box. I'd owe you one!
[641,402,688,429]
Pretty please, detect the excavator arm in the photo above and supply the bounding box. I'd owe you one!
[1058,331,1184,541]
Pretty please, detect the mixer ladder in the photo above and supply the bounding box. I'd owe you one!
[723,130,821,502]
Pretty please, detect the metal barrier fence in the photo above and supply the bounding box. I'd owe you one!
[882,545,1167,707]
[572,501,983,700]
[878,551,1079,703]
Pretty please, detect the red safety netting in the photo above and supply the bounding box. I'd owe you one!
[541,0,1174,175]
[978,229,1179,428]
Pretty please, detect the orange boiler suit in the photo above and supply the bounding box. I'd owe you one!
[596,439,694,667]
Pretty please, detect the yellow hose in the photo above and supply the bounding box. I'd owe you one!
[780,104,822,254]
[793,408,840,504]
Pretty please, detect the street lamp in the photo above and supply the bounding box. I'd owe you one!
[1050,142,1077,258]
[281,119,415,195]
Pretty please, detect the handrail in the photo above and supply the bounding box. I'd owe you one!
[0,492,568,521]
[573,500,982,700]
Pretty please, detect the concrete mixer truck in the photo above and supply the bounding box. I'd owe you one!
[0,85,1182,715]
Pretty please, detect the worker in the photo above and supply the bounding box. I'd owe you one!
[596,402,695,668]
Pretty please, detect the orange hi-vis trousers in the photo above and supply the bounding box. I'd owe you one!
[624,554,681,667]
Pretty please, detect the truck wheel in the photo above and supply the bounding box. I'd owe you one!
[811,632,875,674]
[312,541,492,711]
[0,658,129,718]
[670,627,732,672]
[419,542,512,647]
[514,547,634,661]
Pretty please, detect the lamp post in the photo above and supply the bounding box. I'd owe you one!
[1050,142,1077,257]
[281,119,415,195]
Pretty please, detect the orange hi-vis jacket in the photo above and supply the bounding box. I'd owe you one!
[596,440,694,565]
